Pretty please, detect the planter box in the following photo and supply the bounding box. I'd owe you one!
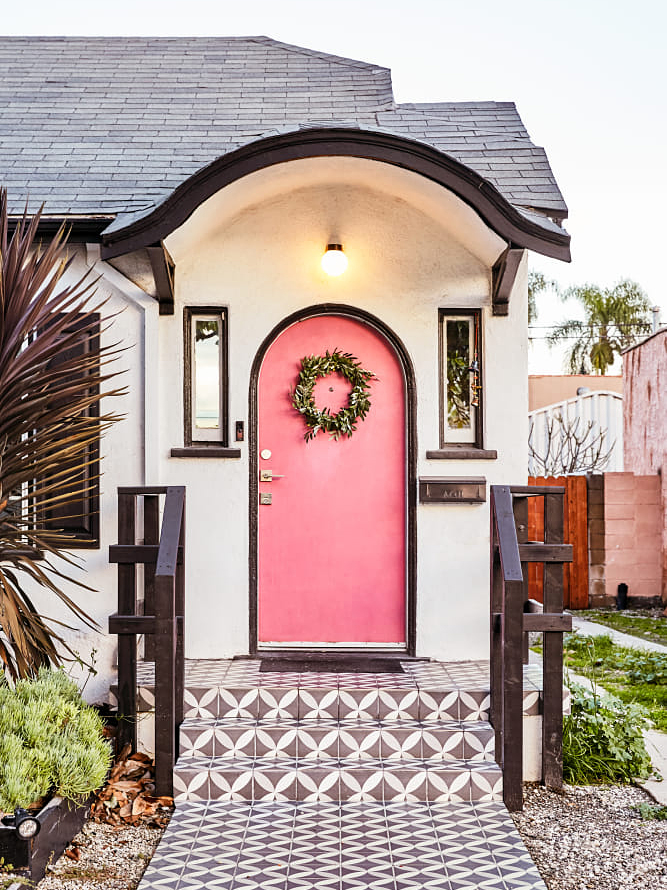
[0,794,92,883]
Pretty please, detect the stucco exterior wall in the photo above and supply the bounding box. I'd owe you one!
[159,158,527,665]
[623,329,667,601]
[18,157,532,699]
[21,246,149,703]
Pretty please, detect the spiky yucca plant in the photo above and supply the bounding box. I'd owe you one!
[0,190,124,679]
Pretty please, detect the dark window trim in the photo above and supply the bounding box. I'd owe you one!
[183,306,229,448]
[438,308,484,451]
[39,314,101,548]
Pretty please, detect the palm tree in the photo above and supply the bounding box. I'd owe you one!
[548,279,652,374]
[0,191,124,679]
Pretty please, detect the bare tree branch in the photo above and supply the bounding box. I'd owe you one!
[528,413,615,476]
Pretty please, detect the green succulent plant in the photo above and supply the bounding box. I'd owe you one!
[0,668,111,812]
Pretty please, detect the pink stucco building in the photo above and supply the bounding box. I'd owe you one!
[623,328,667,603]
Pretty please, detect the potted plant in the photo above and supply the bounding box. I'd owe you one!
[0,668,111,882]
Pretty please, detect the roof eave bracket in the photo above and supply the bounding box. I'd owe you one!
[146,243,175,315]
[492,247,525,316]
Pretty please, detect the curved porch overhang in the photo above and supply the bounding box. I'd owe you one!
[100,127,571,263]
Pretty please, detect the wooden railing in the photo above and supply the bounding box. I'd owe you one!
[108,486,186,797]
[490,484,572,811]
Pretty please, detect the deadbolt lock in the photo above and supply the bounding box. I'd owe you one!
[259,492,272,505]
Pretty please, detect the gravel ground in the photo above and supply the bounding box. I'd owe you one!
[33,821,168,890]
[11,783,666,890]
[513,783,667,889]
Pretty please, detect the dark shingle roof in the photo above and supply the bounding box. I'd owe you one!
[0,36,567,222]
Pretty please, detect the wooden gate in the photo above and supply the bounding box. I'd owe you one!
[527,476,588,609]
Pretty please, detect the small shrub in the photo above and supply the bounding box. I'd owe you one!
[0,668,111,813]
[633,802,667,821]
[563,681,652,784]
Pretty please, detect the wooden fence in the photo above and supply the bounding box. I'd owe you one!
[527,475,588,609]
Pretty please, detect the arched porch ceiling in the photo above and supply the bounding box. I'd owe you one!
[100,127,571,263]
[163,156,507,269]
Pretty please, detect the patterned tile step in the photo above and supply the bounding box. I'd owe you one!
[134,658,490,689]
[179,717,496,762]
[182,685,493,721]
[173,755,503,802]
[119,660,550,716]
[137,799,547,890]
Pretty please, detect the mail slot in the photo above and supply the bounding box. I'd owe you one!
[419,477,486,504]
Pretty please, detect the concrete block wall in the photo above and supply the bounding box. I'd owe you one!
[603,472,662,605]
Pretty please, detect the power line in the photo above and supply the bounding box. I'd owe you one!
[528,323,651,330]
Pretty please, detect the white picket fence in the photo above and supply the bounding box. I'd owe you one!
[528,390,623,476]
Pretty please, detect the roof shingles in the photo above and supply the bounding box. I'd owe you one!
[0,36,567,220]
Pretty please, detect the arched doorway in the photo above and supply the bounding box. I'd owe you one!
[250,308,415,652]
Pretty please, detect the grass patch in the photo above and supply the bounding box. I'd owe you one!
[533,632,667,732]
[577,608,667,646]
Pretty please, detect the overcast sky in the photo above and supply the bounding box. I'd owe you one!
[4,0,665,371]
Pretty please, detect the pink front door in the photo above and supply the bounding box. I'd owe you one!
[257,314,407,647]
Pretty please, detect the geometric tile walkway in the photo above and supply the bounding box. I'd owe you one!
[133,660,549,888]
[137,800,548,889]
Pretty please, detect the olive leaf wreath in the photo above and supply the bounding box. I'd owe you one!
[291,349,375,441]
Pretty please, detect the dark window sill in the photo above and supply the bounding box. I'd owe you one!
[426,447,498,460]
[171,447,242,459]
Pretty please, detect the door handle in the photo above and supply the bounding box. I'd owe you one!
[260,470,285,482]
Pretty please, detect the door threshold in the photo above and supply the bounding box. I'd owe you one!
[250,650,427,663]
[259,641,406,649]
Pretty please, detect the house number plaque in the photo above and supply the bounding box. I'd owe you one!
[418,477,486,504]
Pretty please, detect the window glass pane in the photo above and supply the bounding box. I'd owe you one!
[194,318,220,430]
[446,319,471,430]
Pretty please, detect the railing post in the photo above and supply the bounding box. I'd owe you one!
[117,491,137,753]
[502,576,525,811]
[175,491,186,733]
[490,485,525,812]
[542,491,565,791]
[153,573,176,797]
[152,486,185,798]
[512,495,530,664]
[143,495,160,663]
[490,490,503,756]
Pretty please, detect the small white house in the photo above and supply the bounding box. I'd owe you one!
[1,37,570,702]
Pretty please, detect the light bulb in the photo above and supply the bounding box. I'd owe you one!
[321,244,348,276]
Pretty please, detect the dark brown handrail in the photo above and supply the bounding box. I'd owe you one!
[490,485,524,811]
[490,484,572,811]
[109,486,186,797]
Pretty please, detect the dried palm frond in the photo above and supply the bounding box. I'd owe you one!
[0,189,125,679]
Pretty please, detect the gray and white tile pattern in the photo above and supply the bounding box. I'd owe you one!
[138,800,547,890]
